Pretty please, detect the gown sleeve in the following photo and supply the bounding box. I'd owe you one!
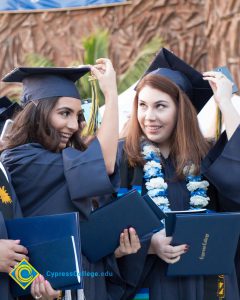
[63,138,120,200]
[201,125,240,209]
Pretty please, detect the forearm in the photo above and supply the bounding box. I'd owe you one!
[219,100,240,140]
[97,90,119,174]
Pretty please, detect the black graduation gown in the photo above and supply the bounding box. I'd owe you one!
[108,127,240,300]
[1,138,120,300]
[0,162,22,300]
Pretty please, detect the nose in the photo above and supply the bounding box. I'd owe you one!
[67,117,79,132]
[145,108,156,120]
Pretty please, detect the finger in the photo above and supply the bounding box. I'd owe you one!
[129,228,141,251]
[165,255,181,264]
[95,58,110,64]
[38,275,46,295]
[10,261,19,269]
[30,278,37,296]
[119,232,125,246]
[203,71,225,78]
[164,244,188,255]
[14,253,28,263]
[34,276,41,298]
[93,63,106,69]
[202,77,218,83]
[12,244,28,255]
[123,229,131,249]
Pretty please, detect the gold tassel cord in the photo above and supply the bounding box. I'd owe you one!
[215,108,225,300]
[82,75,100,137]
[215,107,222,140]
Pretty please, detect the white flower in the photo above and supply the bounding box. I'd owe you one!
[190,195,210,207]
[183,164,196,176]
[142,141,210,213]
[152,196,169,206]
[142,145,156,156]
[146,177,168,190]
[186,180,209,192]
[144,161,162,171]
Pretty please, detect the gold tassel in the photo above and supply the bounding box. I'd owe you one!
[215,107,222,139]
[82,75,99,137]
[215,107,225,299]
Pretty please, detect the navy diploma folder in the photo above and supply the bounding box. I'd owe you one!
[166,212,240,276]
[6,212,82,296]
[80,190,164,262]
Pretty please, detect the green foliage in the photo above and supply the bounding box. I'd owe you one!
[117,37,164,94]
[24,53,55,67]
[75,30,109,105]
[21,33,164,107]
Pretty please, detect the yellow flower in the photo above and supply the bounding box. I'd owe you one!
[0,186,12,204]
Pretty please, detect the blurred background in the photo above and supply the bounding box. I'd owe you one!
[0,0,239,135]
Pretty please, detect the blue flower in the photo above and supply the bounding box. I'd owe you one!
[148,188,167,197]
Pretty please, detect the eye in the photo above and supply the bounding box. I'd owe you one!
[138,102,146,108]
[156,103,166,109]
[60,111,70,118]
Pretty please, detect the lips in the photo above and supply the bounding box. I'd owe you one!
[60,132,72,142]
[145,125,162,133]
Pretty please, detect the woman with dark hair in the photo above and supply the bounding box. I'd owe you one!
[1,59,140,300]
[109,49,240,300]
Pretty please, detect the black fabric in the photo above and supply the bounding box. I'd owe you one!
[0,167,14,220]
[0,163,22,300]
[108,130,240,300]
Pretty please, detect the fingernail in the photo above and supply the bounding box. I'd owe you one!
[184,245,190,252]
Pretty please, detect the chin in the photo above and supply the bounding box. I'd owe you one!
[58,143,67,150]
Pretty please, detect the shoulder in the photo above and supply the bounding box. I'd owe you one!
[1,143,61,166]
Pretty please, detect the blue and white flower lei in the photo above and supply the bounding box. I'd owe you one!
[142,142,210,212]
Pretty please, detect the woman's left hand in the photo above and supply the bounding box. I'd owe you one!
[203,71,233,107]
[31,275,61,300]
[114,227,141,258]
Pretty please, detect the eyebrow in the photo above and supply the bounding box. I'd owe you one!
[138,99,168,104]
[56,107,84,114]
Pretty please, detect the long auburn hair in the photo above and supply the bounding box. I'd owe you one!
[1,97,87,152]
[124,74,211,178]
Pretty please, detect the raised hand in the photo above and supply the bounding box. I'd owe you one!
[90,58,117,99]
[203,71,233,107]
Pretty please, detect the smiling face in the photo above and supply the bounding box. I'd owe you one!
[137,85,177,153]
[49,97,83,150]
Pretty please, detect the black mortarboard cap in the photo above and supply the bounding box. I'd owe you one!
[0,96,21,133]
[142,48,213,113]
[2,66,90,105]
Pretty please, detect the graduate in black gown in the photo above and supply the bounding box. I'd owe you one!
[0,97,28,300]
[107,49,240,300]
[1,60,140,300]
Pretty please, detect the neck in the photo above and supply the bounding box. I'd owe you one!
[158,144,170,158]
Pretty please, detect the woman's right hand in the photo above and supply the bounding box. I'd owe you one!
[0,239,28,273]
[114,228,141,258]
[149,229,188,264]
[90,58,117,99]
